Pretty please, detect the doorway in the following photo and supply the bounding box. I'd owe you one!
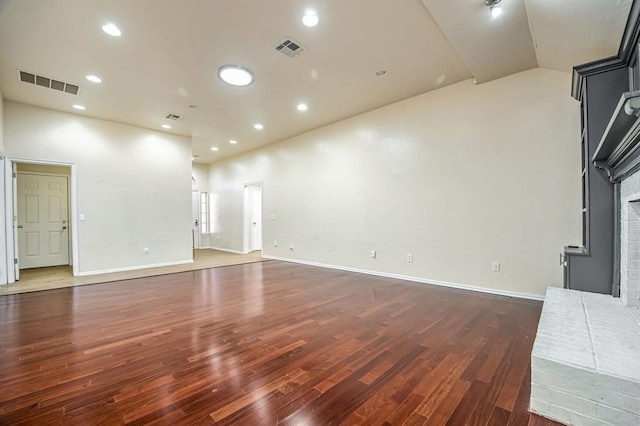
[6,161,77,283]
[244,183,262,253]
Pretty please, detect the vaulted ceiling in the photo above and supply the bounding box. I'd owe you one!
[0,0,632,163]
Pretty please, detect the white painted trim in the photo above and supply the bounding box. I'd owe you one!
[205,246,248,255]
[262,255,545,301]
[70,164,79,276]
[4,160,16,283]
[0,153,7,285]
[77,259,193,276]
[3,157,13,284]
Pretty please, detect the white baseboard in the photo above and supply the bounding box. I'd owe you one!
[261,255,545,301]
[204,246,249,255]
[77,259,194,276]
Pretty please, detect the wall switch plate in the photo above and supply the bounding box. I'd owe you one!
[273,240,278,247]
[79,213,85,221]
[371,250,376,258]
[407,253,413,263]
[269,213,276,220]
[492,261,500,272]
[289,243,294,250]
[144,248,150,254]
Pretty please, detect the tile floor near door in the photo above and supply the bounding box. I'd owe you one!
[0,249,264,296]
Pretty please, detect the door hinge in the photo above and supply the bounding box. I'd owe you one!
[14,258,18,264]
[12,172,16,178]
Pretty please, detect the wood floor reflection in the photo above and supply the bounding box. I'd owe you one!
[0,249,264,296]
[0,261,560,425]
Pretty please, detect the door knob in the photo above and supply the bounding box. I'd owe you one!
[62,226,67,231]
[17,225,23,229]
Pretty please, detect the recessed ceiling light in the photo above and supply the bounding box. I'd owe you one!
[302,10,319,27]
[72,104,85,110]
[229,140,237,144]
[485,0,503,18]
[254,123,264,130]
[218,65,254,87]
[86,75,102,83]
[102,23,121,37]
[211,147,219,151]
[297,103,308,111]
[162,124,171,129]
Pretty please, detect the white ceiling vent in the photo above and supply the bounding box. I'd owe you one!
[275,38,306,57]
[17,70,80,95]
[165,113,183,121]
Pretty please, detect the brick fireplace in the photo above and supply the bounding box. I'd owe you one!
[621,172,640,307]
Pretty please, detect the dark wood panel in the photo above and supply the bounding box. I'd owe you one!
[0,261,562,425]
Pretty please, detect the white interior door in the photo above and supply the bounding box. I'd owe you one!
[250,187,262,251]
[17,173,69,269]
[192,191,200,249]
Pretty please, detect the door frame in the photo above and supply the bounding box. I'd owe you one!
[192,190,201,250]
[243,181,263,254]
[4,158,79,282]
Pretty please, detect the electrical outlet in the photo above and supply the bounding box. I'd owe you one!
[144,248,150,255]
[371,250,376,258]
[407,253,413,263]
[273,240,278,247]
[492,261,500,272]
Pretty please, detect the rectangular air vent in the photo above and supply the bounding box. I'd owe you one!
[275,38,306,57]
[18,70,80,95]
[165,113,183,121]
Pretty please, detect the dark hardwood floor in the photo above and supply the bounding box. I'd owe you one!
[0,260,561,425]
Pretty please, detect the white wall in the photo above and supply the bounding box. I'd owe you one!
[3,102,193,274]
[208,68,582,298]
[0,90,6,284]
[192,163,209,193]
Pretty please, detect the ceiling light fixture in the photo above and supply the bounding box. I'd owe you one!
[229,140,237,144]
[254,123,264,130]
[297,103,308,111]
[162,124,171,129]
[211,147,219,151]
[86,75,102,83]
[302,10,319,27]
[102,23,122,37]
[218,65,254,87]
[72,104,85,110]
[484,0,502,18]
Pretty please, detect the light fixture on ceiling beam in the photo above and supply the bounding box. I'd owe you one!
[484,0,502,18]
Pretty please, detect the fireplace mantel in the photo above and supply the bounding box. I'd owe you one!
[593,90,640,182]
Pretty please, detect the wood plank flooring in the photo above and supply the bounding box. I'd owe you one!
[0,261,562,425]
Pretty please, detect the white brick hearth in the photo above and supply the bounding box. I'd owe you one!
[530,287,640,425]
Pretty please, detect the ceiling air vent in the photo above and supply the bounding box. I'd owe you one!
[275,38,306,58]
[18,70,80,95]
[165,113,183,121]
